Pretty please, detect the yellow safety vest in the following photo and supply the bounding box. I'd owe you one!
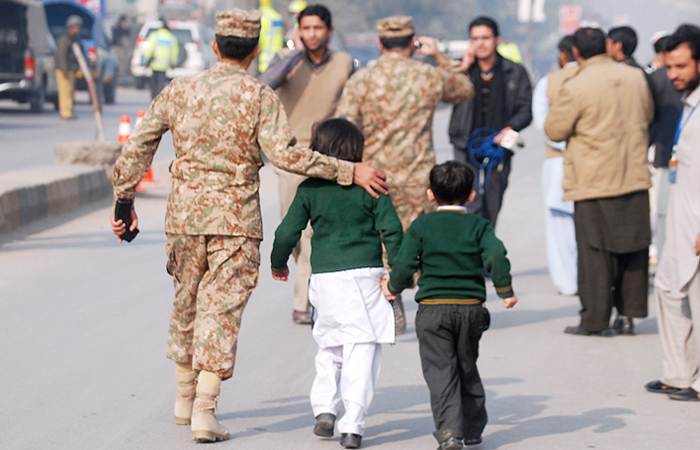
[259,5,284,73]
[145,28,179,72]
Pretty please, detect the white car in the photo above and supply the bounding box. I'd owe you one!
[130,20,216,88]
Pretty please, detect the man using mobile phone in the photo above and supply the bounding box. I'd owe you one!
[448,16,532,228]
[259,4,353,325]
[336,15,474,334]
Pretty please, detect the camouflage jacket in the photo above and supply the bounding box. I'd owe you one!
[336,52,473,187]
[112,61,354,238]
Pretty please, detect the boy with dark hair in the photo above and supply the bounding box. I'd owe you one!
[381,160,517,450]
[272,118,403,449]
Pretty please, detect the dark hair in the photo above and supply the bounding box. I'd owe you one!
[468,16,499,37]
[215,35,258,60]
[159,17,169,30]
[310,118,364,163]
[654,35,669,54]
[557,35,576,63]
[429,161,474,205]
[608,26,638,56]
[666,24,700,61]
[379,35,414,50]
[573,27,606,59]
[298,4,332,29]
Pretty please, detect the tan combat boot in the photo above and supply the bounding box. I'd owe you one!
[174,370,197,425]
[191,371,229,442]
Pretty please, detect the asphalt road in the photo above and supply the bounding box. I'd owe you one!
[0,86,698,450]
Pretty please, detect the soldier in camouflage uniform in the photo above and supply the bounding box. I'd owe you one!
[110,9,387,443]
[336,16,474,334]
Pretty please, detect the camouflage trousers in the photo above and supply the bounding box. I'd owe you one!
[389,185,435,232]
[165,233,261,380]
[382,185,434,272]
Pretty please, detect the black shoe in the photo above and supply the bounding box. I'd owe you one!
[438,437,464,449]
[464,436,483,446]
[340,433,362,448]
[313,413,336,437]
[612,316,635,335]
[669,387,700,402]
[564,325,618,337]
[645,380,682,394]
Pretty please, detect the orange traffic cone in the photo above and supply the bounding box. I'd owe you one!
[135,110,146,127]
[117,115,131,144]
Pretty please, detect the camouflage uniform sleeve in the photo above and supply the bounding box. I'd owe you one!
[112,85,171,200]
[335,71,366,126]
[257,87,354,185]
[434,52,474,104]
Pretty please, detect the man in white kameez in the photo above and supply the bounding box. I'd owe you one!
[532,35,578,296]
[646,25,700,402]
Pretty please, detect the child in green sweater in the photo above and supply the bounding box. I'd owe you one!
[381,160,518,450]
[271,118,403,449]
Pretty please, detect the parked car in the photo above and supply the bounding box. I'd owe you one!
[0,0,58,112]
[131,20,216,89]
[43,0,119,104]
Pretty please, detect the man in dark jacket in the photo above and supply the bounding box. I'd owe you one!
[607,26,644,70]
[448,16,532,227]
[55,15,84,120]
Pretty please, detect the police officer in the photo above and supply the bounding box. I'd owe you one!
[258,0,284,73]
[336,16,474,334]
[144,18,178,99]
[55,15,84,120]
[110,9,386,443]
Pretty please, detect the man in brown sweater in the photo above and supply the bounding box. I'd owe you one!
[259,4,353,324]
[545,28,654,337]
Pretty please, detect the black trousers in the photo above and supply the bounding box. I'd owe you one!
[150,70,169,99]
[455,146,512,228]
[574,192,650,332]
[415,303,490,443]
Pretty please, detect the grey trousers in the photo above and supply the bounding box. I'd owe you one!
[415,304,490,443]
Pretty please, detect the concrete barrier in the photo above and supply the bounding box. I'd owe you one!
[0,165,112,234]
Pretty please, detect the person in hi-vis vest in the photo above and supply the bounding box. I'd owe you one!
[145,18,179,99]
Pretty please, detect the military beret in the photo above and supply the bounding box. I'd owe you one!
[376,15,414,38]
[215,9,261,38]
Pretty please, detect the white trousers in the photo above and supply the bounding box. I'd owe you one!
[541,157,578,295]
[655,266,700,391]
[310,343,381,436]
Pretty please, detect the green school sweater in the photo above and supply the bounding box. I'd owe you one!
[388,209,514,303]
[271,178,403,273]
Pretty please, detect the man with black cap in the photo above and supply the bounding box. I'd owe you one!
[110,8,387,443]
[55,15,84,120]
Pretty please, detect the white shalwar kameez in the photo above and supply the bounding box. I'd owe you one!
[654,86,700,391]
[308,267,395,436]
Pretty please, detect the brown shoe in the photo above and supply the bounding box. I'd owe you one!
[293,309,312,324]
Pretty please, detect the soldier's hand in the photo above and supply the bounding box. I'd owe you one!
[353,162,388,199]
[110,209,139,243]
[416,36,439,57]
[272,267,289,281]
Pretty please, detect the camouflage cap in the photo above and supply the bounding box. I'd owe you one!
[215,9,261,38]
[376,16,414,38]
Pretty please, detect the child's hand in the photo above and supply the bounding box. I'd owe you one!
[380,275,397,300]
[272,267,289,281]
[502,296,518,309]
